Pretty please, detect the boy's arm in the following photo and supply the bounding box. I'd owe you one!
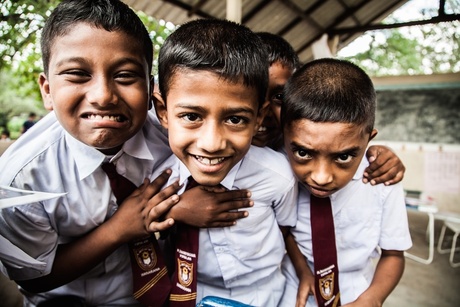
[285,231,315,307]
[363,145,405,186]
[17,171,179,293]
[345,250,405,307]
[165,185,253,228]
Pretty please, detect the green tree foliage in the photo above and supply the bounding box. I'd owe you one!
[342,21,460,76]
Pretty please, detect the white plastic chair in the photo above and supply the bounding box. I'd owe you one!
[437,220,460,268]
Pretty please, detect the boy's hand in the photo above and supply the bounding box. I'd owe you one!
[108,170,180,243]
[167,186,253,228]
[363,145,405,186]
[296,271,315,307]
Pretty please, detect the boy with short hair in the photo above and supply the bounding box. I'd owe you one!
[153,19,297,306]
[280,58,412,306]
[252,32,406,186]
[0,0,193,305]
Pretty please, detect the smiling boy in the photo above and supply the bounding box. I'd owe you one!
[152,19,297,306]
[0,1,182,305]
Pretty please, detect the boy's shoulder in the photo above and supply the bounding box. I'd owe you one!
[242,145,295,183]
[337,156,404,202]
[0,113,66,185]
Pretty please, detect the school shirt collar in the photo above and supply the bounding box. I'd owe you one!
[66,128,154,181]
[177,159,242,190]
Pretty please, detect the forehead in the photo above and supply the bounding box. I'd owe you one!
[167,69,259,108]
[49,23,148,68]
[285,119,368,150]
[269,62,293,83]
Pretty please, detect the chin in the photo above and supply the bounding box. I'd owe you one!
[193,175,224,187]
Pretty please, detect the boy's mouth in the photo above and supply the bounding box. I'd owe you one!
[195,155,226,165]
[258,126,267,132]
[83,114,127,122]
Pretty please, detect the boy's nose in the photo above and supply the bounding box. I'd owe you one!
[196,122,226,153]
[86,77,117,106]
[310,161,333,186]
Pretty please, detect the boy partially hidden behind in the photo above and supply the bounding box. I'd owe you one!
[153,19,297,306]
[280,59,412,306]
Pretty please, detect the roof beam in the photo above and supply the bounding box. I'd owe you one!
[277,0,327,36]
[163,0,213,19]
[295,0,370,55]
[242,0,272,24]
[329,14,460,35]
[276,0,323,31]
[187,0,209,17]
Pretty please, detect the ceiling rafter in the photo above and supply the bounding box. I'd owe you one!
[123,0,452,63]
[187,0,209,17]
[242,0,272,23]
[276,0,324,31]
[163,0,213,19]
[295,0,371,55]
[277,0,327,36]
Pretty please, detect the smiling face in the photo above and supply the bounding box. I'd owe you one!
[252,61,293,148]
[39,23,151,155]
[284,119,377,198]
[155,69,264,186]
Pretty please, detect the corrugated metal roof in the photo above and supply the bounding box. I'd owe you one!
[121,0,452,64]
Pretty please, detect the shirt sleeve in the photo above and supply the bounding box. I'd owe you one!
[0,172,59,280]
[379,183,413,251]
[273,176,298,228]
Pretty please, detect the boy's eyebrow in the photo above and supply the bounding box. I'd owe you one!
[289,140,361,155]
[54,56,145,70]
[175,103,256,116]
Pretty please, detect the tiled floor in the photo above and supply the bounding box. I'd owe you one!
[386,210,460,307]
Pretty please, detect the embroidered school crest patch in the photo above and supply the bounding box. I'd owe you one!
[319,272,335,300]
[134,241,157,271]
[178,259,193,287]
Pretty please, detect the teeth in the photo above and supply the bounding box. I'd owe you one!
[88,114,123,122]
[258,126,267,132]
[195,155,225,165]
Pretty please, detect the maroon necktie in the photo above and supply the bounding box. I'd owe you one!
[310,195,341,307]
[169,177,199,306]
[101,162,171,306]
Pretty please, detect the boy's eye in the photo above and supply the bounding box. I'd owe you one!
[336,154,353,164]
[61,70,91,81]
[226,116,247,125]
[272,93,284,105]
[182,113,200,122]
[115,71,140,83]
[294,149,311,160]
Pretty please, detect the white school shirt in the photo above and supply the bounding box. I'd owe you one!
[153,145,297,306]
[0,112,171,306]
[280,158,412,306]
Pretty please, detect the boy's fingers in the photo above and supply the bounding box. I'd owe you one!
[219,198,254,212]
[143,172,179,200]
[149,218,174,232]
[213,189,251,202]
[146,169,172,191]
[148,194,179,220]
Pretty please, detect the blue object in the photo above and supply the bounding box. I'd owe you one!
[196,296,255,307]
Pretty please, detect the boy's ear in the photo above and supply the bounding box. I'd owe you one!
[39,73,53,111]
[369,128,378,141]
[253,100,270,135]
[153,91,168,129]
[148,76,155,110]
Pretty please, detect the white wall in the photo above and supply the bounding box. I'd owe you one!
[371,141,460,214]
